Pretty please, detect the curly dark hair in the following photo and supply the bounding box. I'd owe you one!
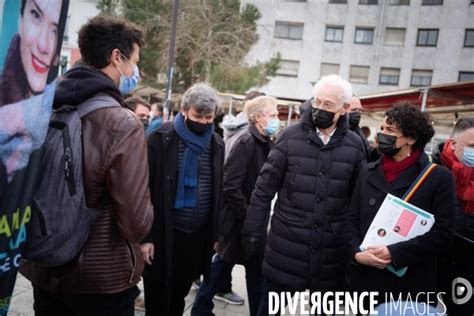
[78,15,145,69]
[385,102,435,150]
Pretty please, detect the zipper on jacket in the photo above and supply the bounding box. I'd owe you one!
[125,241,137,284]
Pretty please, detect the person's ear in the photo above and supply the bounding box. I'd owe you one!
[110,48,122,66]
[407,137,416,146]
[450,137,457,151]
[341,103,350,115]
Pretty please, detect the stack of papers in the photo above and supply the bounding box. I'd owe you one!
[360,193,435,277]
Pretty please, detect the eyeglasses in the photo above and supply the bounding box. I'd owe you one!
[312,99,344,111]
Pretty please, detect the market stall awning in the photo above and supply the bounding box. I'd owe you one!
[360,81,474,112]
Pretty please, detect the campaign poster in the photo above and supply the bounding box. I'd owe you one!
[0,0,69,314]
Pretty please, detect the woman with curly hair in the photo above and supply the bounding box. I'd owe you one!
[345,102,456,309]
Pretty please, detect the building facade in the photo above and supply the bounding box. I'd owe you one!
[242,0,474,99]
[59,0,101,75]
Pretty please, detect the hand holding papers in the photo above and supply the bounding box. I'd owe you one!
[360,193,435,277]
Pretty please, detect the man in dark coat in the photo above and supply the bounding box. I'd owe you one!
[348,96,371,162]
[192,96,279,316]
[434,117,474,315]
[242,75,367,313]
[142,83,225,316]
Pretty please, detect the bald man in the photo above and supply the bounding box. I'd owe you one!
[348,96,371,162]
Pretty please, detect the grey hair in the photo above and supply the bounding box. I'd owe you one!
[313,74,353,106]
[182,83,220,114]
[244,96,278,123]
[452,117,474,137]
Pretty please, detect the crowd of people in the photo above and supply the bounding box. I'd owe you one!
[2,12,473,316]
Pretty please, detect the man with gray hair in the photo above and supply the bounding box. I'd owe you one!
[242,75,367,313]
[142,83,225,315]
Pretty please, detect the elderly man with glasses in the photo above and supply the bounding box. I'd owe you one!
[242,74,367,315]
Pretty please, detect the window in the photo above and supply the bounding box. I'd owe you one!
[465,29,474,47]
[359,0,378,4]
[389,0,410,4]
[325,26,344,42]
[320,63,340,77]
[417,29,438,46]
[276,60,300,77]
[329,0,347,3]
[384,28,406,46]
[274,22,304,40]
[459,72,474,82]
[411,69,432,86]
[379,68,400,85]
[422,0,443,4]
[350,65,370,84]
[355,28,374,44]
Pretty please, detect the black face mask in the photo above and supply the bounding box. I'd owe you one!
[377,133,401,156]
[186,118,212,136]
[140,118,149,130]
[312,108,336,129]
[349,112,361,130]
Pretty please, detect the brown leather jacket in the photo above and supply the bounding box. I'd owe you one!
[21,105,154,294]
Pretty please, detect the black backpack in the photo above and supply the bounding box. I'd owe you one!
[23,94,120,267]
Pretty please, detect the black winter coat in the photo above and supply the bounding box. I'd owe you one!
[345,153,455,298]
[143,122,224,286]
[243,109,367,291]
[217,123,273,263]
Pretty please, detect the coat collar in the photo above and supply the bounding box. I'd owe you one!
[249,123,269,144]
[367,152,431,194]
[158,121,224,150]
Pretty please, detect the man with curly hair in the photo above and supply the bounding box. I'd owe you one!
[20,15,153,316]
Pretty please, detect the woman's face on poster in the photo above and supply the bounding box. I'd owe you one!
[19,0,62,95]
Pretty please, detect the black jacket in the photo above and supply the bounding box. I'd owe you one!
[351,126,371,162]
[243,109,366,291]
[217,123,273,263]
[144,122,224,285]
[345,153,456,296]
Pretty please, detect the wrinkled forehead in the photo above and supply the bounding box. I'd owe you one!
[314,84,344,103]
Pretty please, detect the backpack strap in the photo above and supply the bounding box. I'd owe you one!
[76,93,121,118]
[402,163,438,202]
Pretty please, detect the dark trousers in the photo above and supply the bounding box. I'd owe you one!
[144,228,208,316]
[191,254,263,316]
[32,285,139,316]
[257,279,297,316]
[194,255,233,294]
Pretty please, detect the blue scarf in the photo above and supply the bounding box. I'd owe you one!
[173,112,214,208]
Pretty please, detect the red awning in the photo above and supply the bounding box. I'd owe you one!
[360,81,474,112]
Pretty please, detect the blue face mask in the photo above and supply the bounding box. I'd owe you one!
[116,55,139,95]
[264,118,280,136]
[462,147,474,167]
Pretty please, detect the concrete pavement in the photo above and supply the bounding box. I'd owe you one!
[7,265,251,316]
